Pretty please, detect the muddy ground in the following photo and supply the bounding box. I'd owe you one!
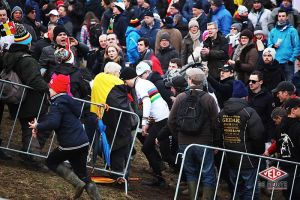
[0,109,283,200]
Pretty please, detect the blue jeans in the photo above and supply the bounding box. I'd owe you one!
[281,62,295,81]
[229,168,260,200]
[179,145,216,187]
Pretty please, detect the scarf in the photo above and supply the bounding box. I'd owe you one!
[276,21,288,29]
[189,30,201,50]
[232,43,246,61]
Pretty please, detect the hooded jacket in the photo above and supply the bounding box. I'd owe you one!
[125,26,140,64]
[268,24,300,63]
[2,44,49,118]
[139,19,161,50]
[37,93,89,149]
[216,98,265,169]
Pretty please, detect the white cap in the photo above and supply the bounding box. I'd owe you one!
[136,61,151,76]
[237,5,248,15]
[113,2,125,11]
[263,48,276,58]
[48,9,59,16]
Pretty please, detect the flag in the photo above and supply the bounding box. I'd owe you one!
[0,22,16,37]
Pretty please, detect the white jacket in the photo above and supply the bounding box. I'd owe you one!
[248,8,272,37]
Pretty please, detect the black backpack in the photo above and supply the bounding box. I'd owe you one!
[176,90,206,136]
[89,23,102,47]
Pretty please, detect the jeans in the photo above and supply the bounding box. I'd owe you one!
[229,168,260,200]
[179,145,216,187]
[281,62,294,81]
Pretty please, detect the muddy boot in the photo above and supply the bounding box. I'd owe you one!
[55,164,85,199]
[85,182,101,200]
[202,186,215,200]
[187,182,197,200]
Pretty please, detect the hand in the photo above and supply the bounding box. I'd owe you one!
[35,21,41,27]
[42,4,48,10]
[228,60,235,65]
[201,47,210,55]
[263,150,270,157]
[28,118,38,137]
[170,96,176,102]
[155,138,160,146]
[142,125,149,137]
[69,37,78,46]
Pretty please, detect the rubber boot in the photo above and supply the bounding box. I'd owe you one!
[55,164,85,199]
[202,186,215,200]
[85,182,101,200]
[187,182,197,200]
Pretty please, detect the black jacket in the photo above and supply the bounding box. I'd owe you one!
[113,13,129,47]
[147,71,173,108]
[156,45,179,73]
[3,44,49,118]
[248,90,275,141]
[32,37,52,61]
[202,32,229,79]
[37,93,89,148]
[276,117,300,171]
[257,59,285,93]
[53,63,90,99]
[207,75,234,108]
[216,98,265,169]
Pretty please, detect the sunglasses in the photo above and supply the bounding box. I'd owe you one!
[248,80,258,84]
[230,27,237,30]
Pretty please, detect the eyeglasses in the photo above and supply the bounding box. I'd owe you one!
[240,36,249,39]
[248,80,258,84]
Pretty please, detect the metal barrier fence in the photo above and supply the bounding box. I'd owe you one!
[0,79,140,195]
[174,144,300,200]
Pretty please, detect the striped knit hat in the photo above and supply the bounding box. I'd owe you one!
[54,48,74,64]
[14,23,32,45]
[129,18,141,28]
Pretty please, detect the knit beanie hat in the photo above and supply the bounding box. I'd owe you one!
[24,5,35,15]
[14,23,32,45]
[162,16,174,28]
[54,48,74,64]
[49,74,70,94]
[120,67,137,80]
[254,24,264,35]
[210,0,223,7]
[237,5,248,15]
[11,6,23,18]
[231,23,242,32]
[129,18,141,27]
[114,2,125,12]
[263,48,276,58]
[160,32,170,41]
[202,30,209,41]
[232,80,248,98]
[53,25,67,42]
[144,10,154,18]
[56,0,65,8]
[188,19,199,29]
[240,29,253,40]
[193,1,203,9]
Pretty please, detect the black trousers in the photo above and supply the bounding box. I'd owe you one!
[46,145,90,183]
[140,119,167,176]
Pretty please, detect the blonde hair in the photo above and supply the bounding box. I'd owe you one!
[104,62,122,76]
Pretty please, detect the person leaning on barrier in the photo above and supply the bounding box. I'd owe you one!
[90,62,132,176]
[28,74,101,200]
[120,67,169,187]
[215,80,265,200]
[264,98,300,200]
[168,68,219,200]
[2,23,50,168]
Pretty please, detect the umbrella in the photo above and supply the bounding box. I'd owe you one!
[97,118,111,167]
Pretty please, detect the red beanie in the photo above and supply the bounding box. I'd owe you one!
[49,74,70,94]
